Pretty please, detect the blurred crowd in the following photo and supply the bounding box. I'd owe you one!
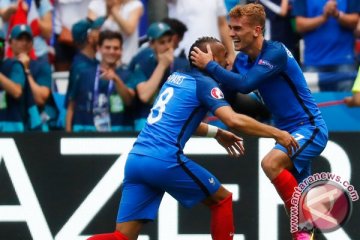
[0,0,359,132]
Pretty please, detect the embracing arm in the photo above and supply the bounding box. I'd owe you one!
[205,61,256,93]
[191,44,286,93]
[215,106,298,155]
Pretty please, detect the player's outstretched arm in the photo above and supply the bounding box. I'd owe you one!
[215,106,299,155]
[196,122,245,157]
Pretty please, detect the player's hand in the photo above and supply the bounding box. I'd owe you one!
[190,44,213,69]
[275,131,299,156]
[215,128,245,157]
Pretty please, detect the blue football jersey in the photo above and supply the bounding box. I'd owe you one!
[206,40,326,132]
[130,69,229,161]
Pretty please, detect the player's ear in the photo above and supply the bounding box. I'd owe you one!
[206,44,213,56]
[253,25,262,37]
[206,44,216,61]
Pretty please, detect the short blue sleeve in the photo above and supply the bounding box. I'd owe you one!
[293,0,307,16]
[10,62,26,87]
[196,76,229,114]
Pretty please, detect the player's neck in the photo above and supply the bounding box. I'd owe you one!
[247,37,264,61]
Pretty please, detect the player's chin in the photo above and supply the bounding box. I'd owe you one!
[233,42,242,51]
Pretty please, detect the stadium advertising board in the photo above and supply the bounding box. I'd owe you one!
[0,133,359,240]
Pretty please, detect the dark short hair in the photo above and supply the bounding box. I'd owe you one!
[161,18,188,39]
[98,30,123,46]
[188,36,221,68]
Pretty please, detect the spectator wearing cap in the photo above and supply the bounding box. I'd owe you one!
[0,0,53,62]
[127,22,174,131]
[9,24,57,131]
[0,29,27,131]
[66,30,135,132]
[88,0,144,65]
[161,17,190,72]
[65,17,104,125]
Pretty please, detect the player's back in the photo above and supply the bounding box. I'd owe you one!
[250,41,325,131]
[130,71,209,161]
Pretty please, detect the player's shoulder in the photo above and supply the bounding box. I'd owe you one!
[264,40,287,55]
[261,40,288,64]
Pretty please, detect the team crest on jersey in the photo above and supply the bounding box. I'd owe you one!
[211,87,224,99]
[258,59,274,69]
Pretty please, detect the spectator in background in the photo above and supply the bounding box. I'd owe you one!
[167,0,235,65]
[9,24,57,131]
[161,17,189,71]
[354,18,360,63]
[344,67,360,106]
[263,0,301,63]
[0,30,27,131]
[53,0,91,71]
[127,22,174,131]
[293,0,360,91]
[0,0,53,62]
[66,31,134,132]
[65,17,104,122]
[88,0,144,65]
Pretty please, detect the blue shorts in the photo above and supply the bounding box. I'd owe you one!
[274,124,328,182]
[116,153,221,223]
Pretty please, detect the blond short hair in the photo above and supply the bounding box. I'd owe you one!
[229,3,266,30]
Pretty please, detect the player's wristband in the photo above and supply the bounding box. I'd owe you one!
[206,125,219,138]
